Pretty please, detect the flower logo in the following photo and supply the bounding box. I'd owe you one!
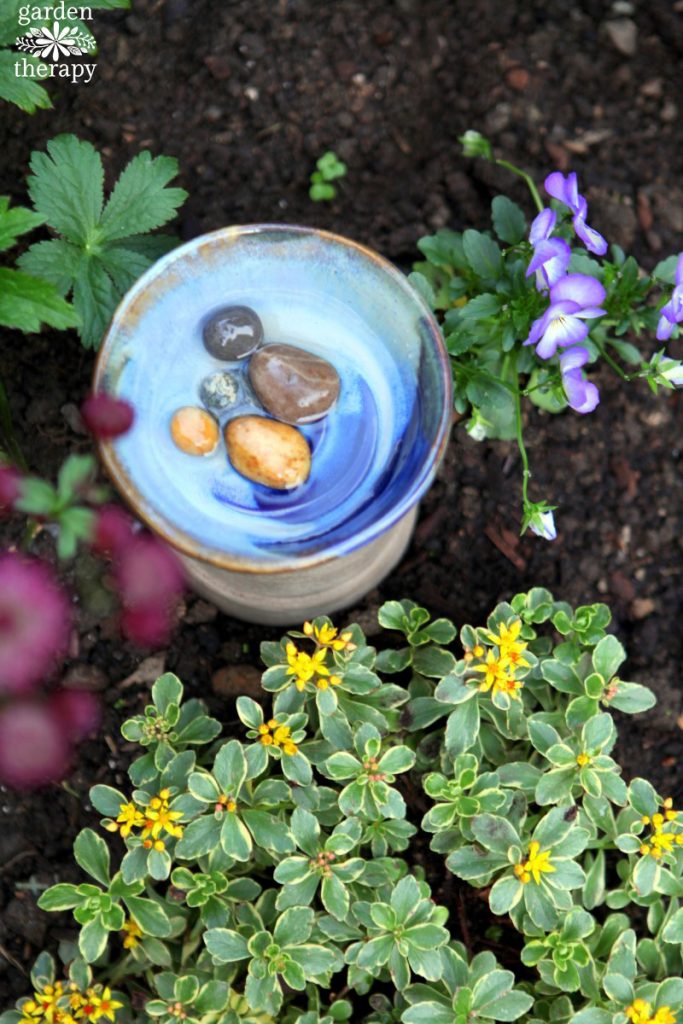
[16,20,96,60]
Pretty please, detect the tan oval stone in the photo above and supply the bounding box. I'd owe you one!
[225,415,311,490]
[171,406,219,456]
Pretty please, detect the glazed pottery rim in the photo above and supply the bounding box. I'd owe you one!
[93,223,453,575]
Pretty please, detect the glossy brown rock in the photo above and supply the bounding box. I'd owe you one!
[225,415,311,490]
[248,343,340,424]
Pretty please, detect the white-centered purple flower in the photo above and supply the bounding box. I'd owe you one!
[524,273,607,359]
[656,253,683,341]
[559,345,600,414]
[544,171,608,257]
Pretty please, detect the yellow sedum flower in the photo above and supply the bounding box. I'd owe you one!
[103,802,144,838]
[653,1009,677,1024]
[141,791,184,842]
[576,753,591,767]
[626,1001,655,1024]
[639,799,683,860]
[487,619,531,670]
[121,917,143,949]
[286,642,331,691]
[258,719,298,756]
[473,649,523,700]
[77,987,123,1022]
[513,841,555,885]
[303,621,356,651]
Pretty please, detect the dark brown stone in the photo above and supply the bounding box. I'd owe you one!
[248,343,340,424]
[202,306,263,361]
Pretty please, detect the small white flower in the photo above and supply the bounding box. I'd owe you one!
[529,510,557,541]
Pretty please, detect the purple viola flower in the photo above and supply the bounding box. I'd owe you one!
[656,253,683,341]
[545,172,581,212]
[573,196,608,257]
[544,171,608,257]
[529,208,557,245]
[524,273,607,359]
[559,346,600,414]
[526,207,571,289]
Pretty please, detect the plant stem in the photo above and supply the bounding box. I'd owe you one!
[592,337,633,382]
[495,159,544,214]
[512,354,531,507]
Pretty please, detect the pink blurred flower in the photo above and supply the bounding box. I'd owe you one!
[116,535,184,646]
[0,701,70,789]
[0,466,20,515]
[81,393,135,439]
[91,504,135,557]
[50,689,101,742]
[0,554,70,695]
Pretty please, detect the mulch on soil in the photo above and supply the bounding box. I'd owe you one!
[1,0,683,1003]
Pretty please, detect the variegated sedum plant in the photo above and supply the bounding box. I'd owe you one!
[3,590,683,1024]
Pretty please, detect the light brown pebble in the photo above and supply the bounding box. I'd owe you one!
[171,406,219,455]
[225,415,311,489]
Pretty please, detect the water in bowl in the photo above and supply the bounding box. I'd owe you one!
[115,285,421,562]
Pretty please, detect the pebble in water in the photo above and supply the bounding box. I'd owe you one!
[249,343,340,425]
[202,305,263,361]
[199,371,241,412]
[225,415,311,490]
[171,406,219,455]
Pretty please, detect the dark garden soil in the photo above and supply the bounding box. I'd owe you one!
[2,0,683,1002]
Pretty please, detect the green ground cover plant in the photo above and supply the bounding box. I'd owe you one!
[3,592,682,1024]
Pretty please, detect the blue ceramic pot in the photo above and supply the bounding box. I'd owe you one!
[93,225,452,624]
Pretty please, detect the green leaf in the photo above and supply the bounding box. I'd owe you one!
[0,52,52,113]
[603,973,633,1004]
[0,268,80,332]
[290,806,320,857]
[124,896,171,937]
[662,907,683,943]
[99,152,187,241]
[204,928,250,962]
[175,815,221,859]
[79,917,109,963]
[321,872,349,920]
[606,682,656,714]
[72,256,119,349]
[213,739,248,795]
[491,195,527,245]
[27,135,104,246]
[73,829,110,886]
[377,746,416,774]
[489,875,523,916]
[633,853,659,897]
[472,815,520,854]
[457,292,503,322]
[274,906,314,947]
[220,810,253,862]
[592,634,625,680]
[0,197,44,253]
[288,942,343,977]
[37,883,83,912]
[412,646,456,677]
[473,967,533,1019]
[152,673,183,715]
[462,229,502,280]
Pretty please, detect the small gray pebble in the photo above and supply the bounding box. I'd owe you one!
[199,371,241,411]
